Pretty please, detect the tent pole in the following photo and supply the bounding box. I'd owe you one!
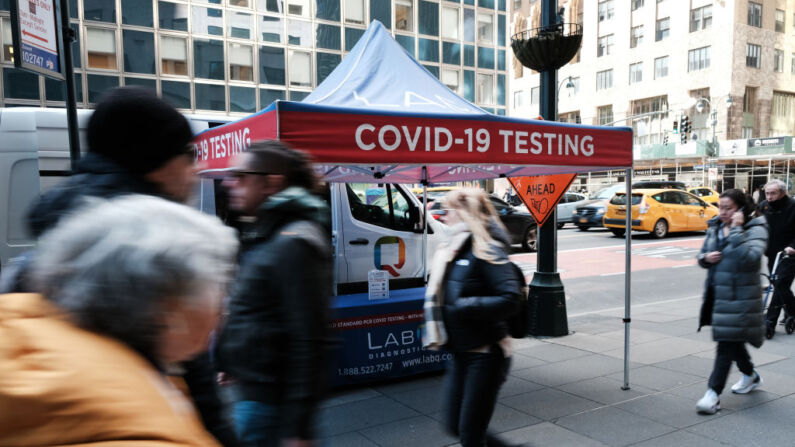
[622,167,632,390]
[422,166,428,284]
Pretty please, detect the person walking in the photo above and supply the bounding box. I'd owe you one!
[423,188,523,447]
[0,86,239,447]
[757,179,795,338]
[695,189,768,415]
[215,140,333,447]
[0,196,238,446]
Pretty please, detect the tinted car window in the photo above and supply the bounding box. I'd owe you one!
[490,197,510,213]
[609,193,642,205]
[683,193,703,206]
[664,191,685,204]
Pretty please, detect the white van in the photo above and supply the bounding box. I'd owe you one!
[0,107,445,294]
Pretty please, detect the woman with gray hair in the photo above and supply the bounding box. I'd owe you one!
[0,195,238,446]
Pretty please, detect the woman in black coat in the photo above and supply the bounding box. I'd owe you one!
[423,189,523,447]
[696,189,768,415]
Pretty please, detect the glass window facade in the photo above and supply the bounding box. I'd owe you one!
[0,0,506,115]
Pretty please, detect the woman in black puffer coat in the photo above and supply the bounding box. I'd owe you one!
[422,189,523,447]
[695,189,768,415]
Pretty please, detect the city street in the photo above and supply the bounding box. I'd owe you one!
[319,226,795,447]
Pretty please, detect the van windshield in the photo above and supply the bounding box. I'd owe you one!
[594,185,624,200]
[609,193,643,205]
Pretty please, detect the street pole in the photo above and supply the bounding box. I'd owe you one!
[528,0,569,336]
[61,0,81,167]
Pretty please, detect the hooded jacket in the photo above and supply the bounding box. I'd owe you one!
[0,294,220,447]
[215,187,333,440]
[698,215,768,348]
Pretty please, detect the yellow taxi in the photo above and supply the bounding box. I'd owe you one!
[603,189,718,238]
[688,186,720,206]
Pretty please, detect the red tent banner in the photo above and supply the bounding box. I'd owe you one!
[509,174,578,227]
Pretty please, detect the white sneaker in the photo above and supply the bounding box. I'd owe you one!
[731,371,762,394]
[696,389,720,414]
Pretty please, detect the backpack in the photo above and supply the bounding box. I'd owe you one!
[506,262,530,338]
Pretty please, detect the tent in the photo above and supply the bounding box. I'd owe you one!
[193,20,635,387]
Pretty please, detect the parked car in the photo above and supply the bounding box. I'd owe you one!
[688,186,720,206]
[631,180,687,190]
[411,186,458,209]
[430,196,538,251]
[556,192,588,228]
[603,189,718,238]
[572,184,625,231]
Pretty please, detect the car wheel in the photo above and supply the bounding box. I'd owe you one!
[522,225,537,252]
[610,229,625,237]
[652,219,668,238]
[557,222,565,229]
[577,226,589,231]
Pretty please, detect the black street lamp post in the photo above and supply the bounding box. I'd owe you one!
[511,0,582,336]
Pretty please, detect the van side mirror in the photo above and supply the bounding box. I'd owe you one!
[409,206,420,225]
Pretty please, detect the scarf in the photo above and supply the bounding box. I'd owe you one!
[422,223,471,350]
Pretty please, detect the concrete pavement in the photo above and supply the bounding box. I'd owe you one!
[318,295,795,446]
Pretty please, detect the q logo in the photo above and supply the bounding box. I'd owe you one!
[374,236,406,277]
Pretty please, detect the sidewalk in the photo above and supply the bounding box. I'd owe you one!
[318,296,795,446]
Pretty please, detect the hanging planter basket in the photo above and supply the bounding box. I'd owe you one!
[511,23,583,71]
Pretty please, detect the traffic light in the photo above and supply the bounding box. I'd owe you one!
[672,120,679,134]
[680,115,691,144]
[663,133,669,144]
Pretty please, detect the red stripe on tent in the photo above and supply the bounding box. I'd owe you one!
[192,110,278,171]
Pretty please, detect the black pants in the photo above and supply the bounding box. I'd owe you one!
[708,341,754,394]
[766,257,795,323]
[443,347,511,447]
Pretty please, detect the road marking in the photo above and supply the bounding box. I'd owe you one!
[672,264,695,268]
[599,272,626,277]
[569,295,702,317]
[557,237,704,254]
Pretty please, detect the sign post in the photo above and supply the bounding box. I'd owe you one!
[10,0,81,165]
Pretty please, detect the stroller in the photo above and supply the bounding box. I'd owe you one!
[763,251,795,339]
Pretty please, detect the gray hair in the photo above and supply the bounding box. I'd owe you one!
[31,195,239,362]
[765,179,787,194]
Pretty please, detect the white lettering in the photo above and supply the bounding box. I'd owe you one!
[543,133,557,155]
[499,130,513,153]
[435,127,453,152]
[402,126,422,151]
[581,135,594,156]
[565,135,578,156]
[530,132,543,154]
[378,125,401,151]
[356,124,376,150]
[515,131,529,154]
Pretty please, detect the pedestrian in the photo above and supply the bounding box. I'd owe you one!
[0,86,239,447]
[423,188,523,447]
[214,140,333,447]
[695,189,768,414]
[0,195,238,446]
[757,179,795,338]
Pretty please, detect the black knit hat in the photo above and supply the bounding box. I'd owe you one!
[87,86,193,175]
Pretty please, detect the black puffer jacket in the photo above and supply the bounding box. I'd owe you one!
[698,216,768,348]
[442,231,522,352]
[215,187,333,440]
[758,195,795,259]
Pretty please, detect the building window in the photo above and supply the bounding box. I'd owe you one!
[596,69,613,90]
[2,18,14,63]
[775,9,785,33]
[259,16,283,43]
[688,46,710,71]
[513,90,523,108]
[742,127,753,138]
[530,86,539,104]
[774,49,784,72]
[442,7,459,39]
[287,19,312,47]
[370,0,391,28]
[195,83,225,112]
[743,86,756,113]
[476,73,493,105]
[122,30,155,75]
[286,0,310,17]
[162,81,191,109]
[160,36,188,76]
[598,0,614,22]
[559,111,581,124]
[570,77,580,95]
[228,11,253,39]
[122,0,153,27]
[654,56,668,79]
[288,50,312,87]
[259,46,286,85]
[193,6,224,36]
[771,92,795,137]
[396,0,414,31]
[86,28,117,70]
[631,0,644,11]
[345,0,365,24]
[194,39,224,80]
[597,34,613,57]
[629,62,642,84]
[597,105,613,125]
[316,0,341,21]
[418,1,439,36]
[442,69,460,93]
[159,1,189,32]
[229,43,254,81]
[655,17,670,41]
[84,0,116,23]
[477,13,493,44]
[690,5,712,32]
[747,2,761,28]
[746,43,761,68]
[630,25,643,48]
[791,53,795,74]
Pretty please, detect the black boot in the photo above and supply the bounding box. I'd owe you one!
[766,320,776,339]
